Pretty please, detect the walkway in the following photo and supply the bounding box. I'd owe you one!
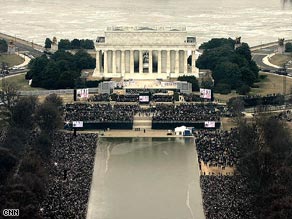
[0,32,44,58]
[252,46,292,74]
[14,54,31,68]
[133,112,153,130]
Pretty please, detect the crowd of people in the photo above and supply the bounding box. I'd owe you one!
[64,103,139,122]
[88,94,110,102]
[275,110,292,122]
[200,175,256,219]
[183,93,202,102]
[51,97,256,219]
[196,129,256,219]
[152,94,173,102]
[116,94,139,102]
[64,102,222,123]
[240,94,285,107]
[41,132,97,218]
[152,103,221,122]
[0,128,7,144]
[125,89,152,94]
[195,129,239,168]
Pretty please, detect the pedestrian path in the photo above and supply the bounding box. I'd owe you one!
[133,113,152,130]
[14,54,31,68]
[262,53,282,69]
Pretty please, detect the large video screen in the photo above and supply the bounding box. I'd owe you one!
[76,88,89,100]
[139,95,150,103]
[73,121,83,128]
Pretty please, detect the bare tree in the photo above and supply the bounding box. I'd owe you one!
[0,80,19,110]
[0,81,19,127]
[227,97,245,124]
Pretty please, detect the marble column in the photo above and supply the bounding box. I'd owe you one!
[149,50,153,73]
[112,50,116,73]
[175,50,179,74]
[116,50,121,73]
[158,50,162,74]
[95,50,100,74]
[192,50,196,73]
[184,50,188,73]
[121,50,125,76]
[166,50,170,73]
[103,50,108,74]
[139,50,143,73]
[130,50,134,74]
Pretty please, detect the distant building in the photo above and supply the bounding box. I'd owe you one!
[50,36,58,53]
[7,40,16,54]
[234,36,242,50]
[93,26,199,80]
[277,38,285,54]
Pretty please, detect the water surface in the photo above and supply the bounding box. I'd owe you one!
[0,0,291,46]
[87,137,204,219]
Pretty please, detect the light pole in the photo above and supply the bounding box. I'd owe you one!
[283,61,288,96]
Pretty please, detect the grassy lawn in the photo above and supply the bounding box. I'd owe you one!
[214,91,239,103]
[1,71,292,104]
[0,74,73,102]
[212,72,292,103]
[38,94,73,103]
[250,72,292,95]
[0,54,24,67]
[221,117,237,130]
[269,53,292,67]
[0,73,44,91]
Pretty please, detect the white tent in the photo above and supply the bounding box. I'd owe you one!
[175,126,187,136]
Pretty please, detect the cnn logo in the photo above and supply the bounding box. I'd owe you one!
[2,209,19,217]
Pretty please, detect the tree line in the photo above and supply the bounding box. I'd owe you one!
[286,42,292,52]
[236,115,292,219]
[197,38,259,94]
[26,50,95,89]
[0,39,8,53]
[0,82,63,218]
[45,38,94,50]
[177,75,199,91]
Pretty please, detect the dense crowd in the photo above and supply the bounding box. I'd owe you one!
[0,128,7,144]
[125,89,149,94]
[195,129,239,167]
[125,89,167,95]
[197,129,256,219]
[41,132,97,218]
[240,94,285,107]
[88,94,110,102]
[275,110,292,122]
[64,103,139,122]
[152,103,221,121]
[64,102,222,122]
[201,175,256,219]
[152,94,173,102]
[116,94,139,102]
[183,93,202,102]
[87,92,217,103]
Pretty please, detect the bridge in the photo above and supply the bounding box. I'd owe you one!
[0,32,44,57]
[250,39,292,52]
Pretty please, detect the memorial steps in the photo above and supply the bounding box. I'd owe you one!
[133,113,153,130]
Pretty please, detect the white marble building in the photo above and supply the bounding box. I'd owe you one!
[93,26,199,79]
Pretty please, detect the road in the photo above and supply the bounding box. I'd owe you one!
[252,45,292,75]
[250,39,292,52]
[0,32,44,58]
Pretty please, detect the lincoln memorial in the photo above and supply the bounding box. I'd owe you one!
[93,26,199,80]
